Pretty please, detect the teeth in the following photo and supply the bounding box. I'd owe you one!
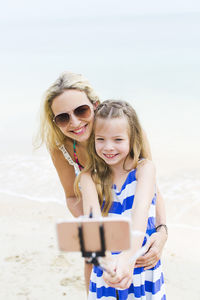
[105,154,116,158]
[74,127,84,133]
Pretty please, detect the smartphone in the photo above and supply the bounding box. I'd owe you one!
[56,216,131,253]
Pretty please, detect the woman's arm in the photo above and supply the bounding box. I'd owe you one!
[50,148,83,217]
[135,130,167,269]
[142,129,167,225]
[135,187,167,270]
[156,186,166,226]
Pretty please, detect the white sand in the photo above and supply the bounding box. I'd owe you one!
[0,196,86,300]
[1,188,200,300]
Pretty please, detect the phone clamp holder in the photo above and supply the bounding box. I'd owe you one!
[78,223,106,266]
[78,208,106,266]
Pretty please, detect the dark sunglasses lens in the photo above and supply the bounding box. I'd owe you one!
[54,113,69,126]
[74,105,91,118]
[54,105,91,127]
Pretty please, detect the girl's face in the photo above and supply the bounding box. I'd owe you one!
[95,117,130,169]
[51,89,96,143]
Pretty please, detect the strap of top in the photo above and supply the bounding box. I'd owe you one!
[58,144,80,175]
[73,140,83,170]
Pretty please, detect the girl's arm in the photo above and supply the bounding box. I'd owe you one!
[79,172,102,217]
[50,148,83,217]
[104,160,156,289]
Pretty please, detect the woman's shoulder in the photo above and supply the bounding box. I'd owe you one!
[50,141,73,161]
[50,146,64,160]
[50,144,75,171]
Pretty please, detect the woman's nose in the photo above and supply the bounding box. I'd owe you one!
[69,113,81,127]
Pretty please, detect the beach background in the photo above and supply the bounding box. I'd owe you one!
[0,0,200,299]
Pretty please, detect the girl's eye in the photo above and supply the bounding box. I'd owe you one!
[96,138,104,141]
[115,138,123,141]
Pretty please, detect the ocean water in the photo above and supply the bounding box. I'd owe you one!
[0,12,200,218]
[0,151,200,233]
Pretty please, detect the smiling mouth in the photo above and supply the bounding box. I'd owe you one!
[71,125,87,135]
[103,154,118,159]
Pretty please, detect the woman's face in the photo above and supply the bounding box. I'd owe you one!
[51,89,95,143]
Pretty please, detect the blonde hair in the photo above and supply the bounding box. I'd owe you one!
[35,71,100,150]
[75,100,148,216]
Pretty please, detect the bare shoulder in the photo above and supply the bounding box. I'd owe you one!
[80,171,93,183]
[79,172,98,194]
[50,147,72,170]
[136,159,156,179]
[50,147,76,197]
[50,146,65,162]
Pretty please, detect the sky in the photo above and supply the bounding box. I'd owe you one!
[1,0,200,22]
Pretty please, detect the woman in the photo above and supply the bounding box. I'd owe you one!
[36,71,167,294]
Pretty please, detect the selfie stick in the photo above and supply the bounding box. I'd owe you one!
[78,208,120,299]
[78,208,106,266]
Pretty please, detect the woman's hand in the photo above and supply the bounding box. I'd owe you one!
[135,230,167,270]
[103,252,134,289]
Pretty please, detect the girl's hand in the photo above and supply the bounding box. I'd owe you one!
[103,252,134,289]
[135,230,167,270]
[99,252,117,277]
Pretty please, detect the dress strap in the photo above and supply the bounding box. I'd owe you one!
[58,144,80,175]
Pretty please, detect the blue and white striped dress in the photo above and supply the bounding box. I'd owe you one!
[88,169,166,300]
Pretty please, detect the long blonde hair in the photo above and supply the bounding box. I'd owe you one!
[35,71,100,150]
[75,100,148,216]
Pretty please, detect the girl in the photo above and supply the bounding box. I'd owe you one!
[36,71,167,295]
[75,100,166,299]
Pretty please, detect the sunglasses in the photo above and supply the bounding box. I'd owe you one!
[53,104,92,127]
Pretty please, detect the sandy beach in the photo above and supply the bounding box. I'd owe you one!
[1,176,200,300]
[0,196,86,300]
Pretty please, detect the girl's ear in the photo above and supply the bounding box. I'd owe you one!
[93,101,100,110]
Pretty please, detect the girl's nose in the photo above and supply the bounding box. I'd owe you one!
[104,141,114,151]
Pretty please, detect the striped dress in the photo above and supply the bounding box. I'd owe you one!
[88,169,166,300]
